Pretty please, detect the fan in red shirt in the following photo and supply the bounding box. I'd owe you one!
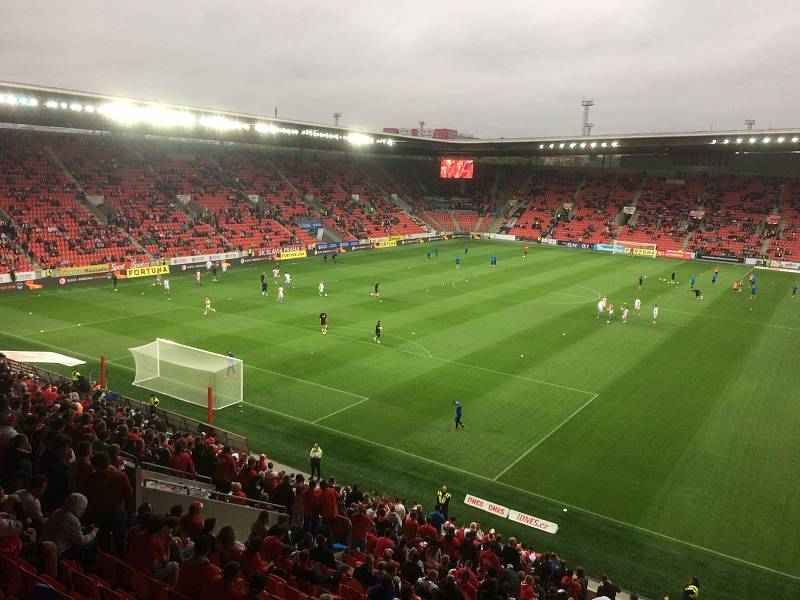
[126,514,179,586]
[418,517,438,542]
[259,526,287,562]
[228,482,247,506]
[201,561,247,600]
[168,441,196,475]
[176,537,221,597]
[403,514,420,540]
[302,482,321,530]
[349,507,374,551]
[213,446,238,493]
[83,451,133,554]
[319,480,339,530]
[478,543,502,576]
[440,527,461,560]
[180,501,205,541]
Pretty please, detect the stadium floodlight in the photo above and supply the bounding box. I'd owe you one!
[793,137,799,143]
[611,141,619,147]
[199,114,248,131]
[777,137,785,143]
[763,137,770,143]
[539,144,544,149]
[6,96,17,106]
[45,100,58,109]
[84,105,95,113]
[346,133,374,146]
[569,142,576,148]
[59,102,67,109]
[723,139,730,144]
[559,143,565,148]
[0,95,6,104]
[749,137,757,144]
[580,142,587,148]
[736,138,743,143]
[145,106,195,128]
[710,139,717,144]
[28,98,38,107]
[590,142,597,148]
[99,102,139,124]
[70,103,82,112]
[549,143,555,148]
[601,142,607,147]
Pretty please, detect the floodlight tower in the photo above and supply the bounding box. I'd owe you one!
[333,112,342,127]
[745,119,756,130]
[581,99,595,136]
[418,120,426,136]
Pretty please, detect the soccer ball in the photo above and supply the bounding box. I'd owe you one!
[325,293,328,296]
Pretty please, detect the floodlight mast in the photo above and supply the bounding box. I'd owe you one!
[333,112,342,127]
[581,99,594,136]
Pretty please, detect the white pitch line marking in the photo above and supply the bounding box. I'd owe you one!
[494,393,600,480]
[243,401,800,582]
[243,364,368,400]
[312,397,370,424]
[20,305,186,337]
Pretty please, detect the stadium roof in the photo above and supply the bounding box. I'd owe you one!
[2,81,799,158]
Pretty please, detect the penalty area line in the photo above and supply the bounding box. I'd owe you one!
[245,364,368,401]
[312,397,370,424]
[243,401,800,582]
[493,393,599,481]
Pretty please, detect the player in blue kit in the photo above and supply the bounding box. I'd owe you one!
[453,401,464,431]
[792,284,798,298]
[690,275,696,289]
[750,284,757,300]
[490,256,497,268]
[455,256,461,269]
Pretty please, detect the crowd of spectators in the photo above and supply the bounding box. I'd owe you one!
[0,352,678,600]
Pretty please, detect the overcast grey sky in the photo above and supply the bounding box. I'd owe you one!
[1,1,797,138]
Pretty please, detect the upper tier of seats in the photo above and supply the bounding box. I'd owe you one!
[1,128,800,272]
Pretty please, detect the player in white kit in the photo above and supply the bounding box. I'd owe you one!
[621,306,629,324]
[206,260,213,271]
[203,296,216,314]
[163,278,170,296]
[272,266,280,281]
[319,281,325,296]
[221,261,228,275]
[195,270,201,285]
[284,273,291,286]
[596,297,607,318]
[634,297,642,314]
[652,304,659,324]
[277,285,285,303]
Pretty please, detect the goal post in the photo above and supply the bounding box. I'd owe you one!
[128,339,243,411]
[612,240,657,258]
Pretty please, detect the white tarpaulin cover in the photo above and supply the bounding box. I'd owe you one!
[0,351,86,367]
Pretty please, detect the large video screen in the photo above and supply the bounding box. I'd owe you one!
[440,159,474,179]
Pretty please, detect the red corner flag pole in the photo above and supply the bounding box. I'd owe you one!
[100,355,106,388]
[207,386,213,424]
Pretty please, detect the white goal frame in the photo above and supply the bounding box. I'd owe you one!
[612,240,657,258]
[128,338,243,410]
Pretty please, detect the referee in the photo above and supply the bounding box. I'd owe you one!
[309,443,323,479]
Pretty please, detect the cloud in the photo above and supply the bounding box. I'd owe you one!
[1,0,797,137]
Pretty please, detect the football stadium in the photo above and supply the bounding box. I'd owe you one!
[1,5,799,600]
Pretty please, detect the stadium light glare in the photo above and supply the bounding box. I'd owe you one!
[346,133,374,146]
[28,98,38,107]
[45,100,58,109]
[6,96,18,106]
[59,102,67,109]
[762,137,770,143]
[199,115,249,131]
[84,105,95,113]
[600,142,607,147]
[793,137,799,143]
[569,142,576,148]
[710,139,717,144]
[549,143,555,149]
[590,142,597,148]
[723,139,730,144]
[736,138,743,144]
[70,103,82,112]
[749,137,757,144]
[777,137,785,143]
[539,144,544,149]
[611,141,619,147]
[579,142,587,148]
[559,143,565,149]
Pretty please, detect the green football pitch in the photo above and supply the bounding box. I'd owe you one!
[2,240,799,599]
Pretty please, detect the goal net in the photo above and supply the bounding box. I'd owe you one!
[612,240,657,258]
[128,339,243,410]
